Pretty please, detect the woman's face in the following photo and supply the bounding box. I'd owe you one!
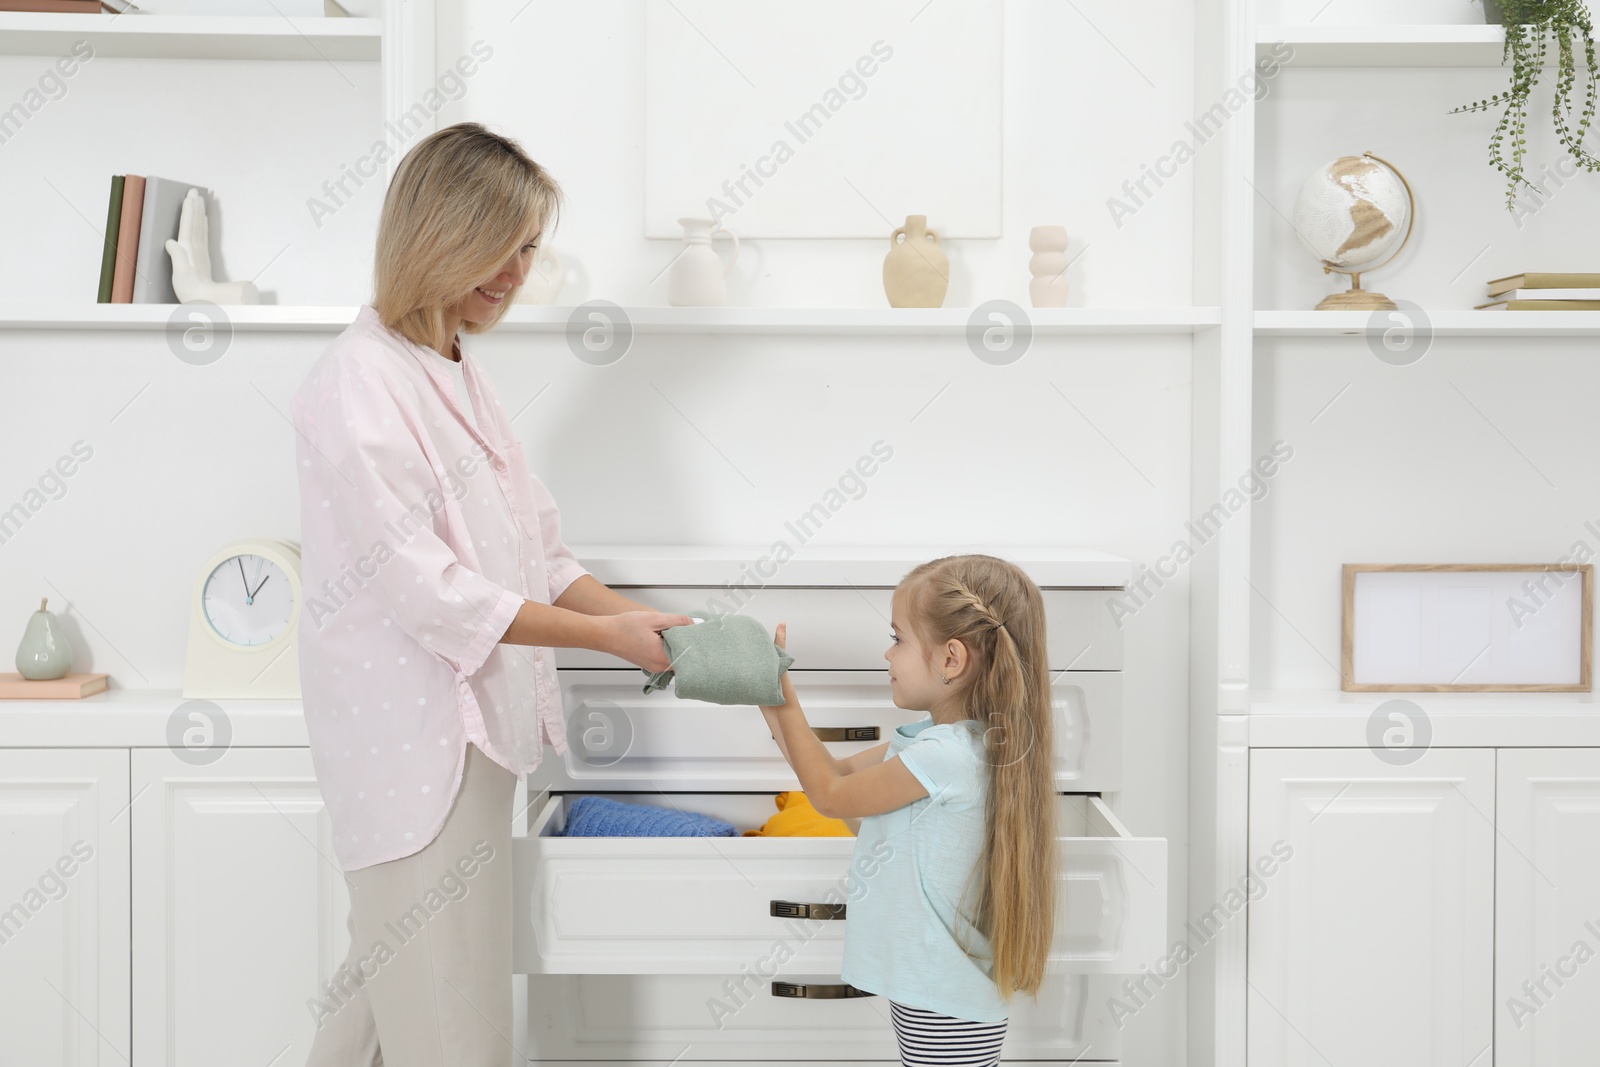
[452,224,542,325]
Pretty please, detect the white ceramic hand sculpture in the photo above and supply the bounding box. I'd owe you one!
[165,188,259,305]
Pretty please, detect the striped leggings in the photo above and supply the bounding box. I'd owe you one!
[888,1000,1009,1066]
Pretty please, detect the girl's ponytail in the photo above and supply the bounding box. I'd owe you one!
[899,555,1058,1000]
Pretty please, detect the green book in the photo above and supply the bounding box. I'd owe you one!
[97,175,124,304]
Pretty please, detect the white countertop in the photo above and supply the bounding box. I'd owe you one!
[3,686,1596,749]
[1248,689,1600,747]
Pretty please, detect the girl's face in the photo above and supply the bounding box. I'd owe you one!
[886,586,965,712]
[452,224,542,325]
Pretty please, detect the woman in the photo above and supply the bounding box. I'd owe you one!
[292,122,690,1066]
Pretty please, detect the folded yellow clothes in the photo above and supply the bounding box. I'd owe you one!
[742,791,854,837]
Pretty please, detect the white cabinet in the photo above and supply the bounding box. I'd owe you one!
[130,747,351,1067]
[0,749,130,1067]
[1248,748,1496,1067]
[1496,748,1600,1067]
[522,552,1154,1064]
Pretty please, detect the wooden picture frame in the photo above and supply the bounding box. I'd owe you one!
[1341,563,1594,692]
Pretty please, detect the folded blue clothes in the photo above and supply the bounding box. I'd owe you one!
[555,795,737,838]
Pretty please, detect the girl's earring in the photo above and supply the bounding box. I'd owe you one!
[941,674,951,685]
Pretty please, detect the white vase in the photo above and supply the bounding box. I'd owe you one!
[1028,225,1070,308]
[516,247,566,304]
[668,218,740,307]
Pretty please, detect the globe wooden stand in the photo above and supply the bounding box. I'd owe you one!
[1315,271,1398,311]
[1310,151,1415,313]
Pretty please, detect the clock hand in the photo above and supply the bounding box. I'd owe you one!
[248,574,271,600]
[237,557,253,605]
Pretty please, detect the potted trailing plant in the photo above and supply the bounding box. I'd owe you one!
[1453,0,1599,210]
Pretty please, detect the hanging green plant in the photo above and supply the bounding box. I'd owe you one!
[1451,0,1600,211]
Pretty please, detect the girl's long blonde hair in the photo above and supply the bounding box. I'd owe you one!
[373,122,563,355]
[900,554,1058,1001]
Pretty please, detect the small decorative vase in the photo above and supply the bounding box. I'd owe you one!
[16,597,71,680]
[516,247,566,304]
[1482,0,1504,23]
[882,214,949,308]
[668,218,741,307]
[1028,225,1070,308]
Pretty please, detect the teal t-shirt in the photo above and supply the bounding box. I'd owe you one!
[838,716,1007,1022]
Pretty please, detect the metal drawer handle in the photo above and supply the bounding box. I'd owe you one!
[770,900,847,920]
[771,981,874,999]
[799,726,880,742]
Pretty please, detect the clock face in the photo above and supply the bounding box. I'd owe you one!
[202,554,294,647]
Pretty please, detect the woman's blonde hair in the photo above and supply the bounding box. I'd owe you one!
[898,553,1058,1001]
[373,122,563,354]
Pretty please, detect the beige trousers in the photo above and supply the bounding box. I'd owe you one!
[304,742,518,1067]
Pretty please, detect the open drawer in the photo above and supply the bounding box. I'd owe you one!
[512,791,1165,976]
[553,586,1122,672]
[532,669,1123,792]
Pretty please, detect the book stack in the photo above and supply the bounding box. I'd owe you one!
[0,1,135,11]
[96,175,204,304]
[1476,273,1600,311]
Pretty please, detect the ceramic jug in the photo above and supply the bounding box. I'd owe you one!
[668,218,740,307]
[882,214,949,308]
[516,247,566,304]
[16,597,71,680]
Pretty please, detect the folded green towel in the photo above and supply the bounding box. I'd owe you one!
[642,612,795,705]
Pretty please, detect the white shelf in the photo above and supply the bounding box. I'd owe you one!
[1255,309,1600,337]
[0,13,382,61]
[0,304,1222,335]
[1258,24,1591,67]
[0,303,361,331]
[571,544,1132,589]
[500,305,1221,335]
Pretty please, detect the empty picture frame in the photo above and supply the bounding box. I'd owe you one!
[1342,563,1594,692]
[642,0,1004,238]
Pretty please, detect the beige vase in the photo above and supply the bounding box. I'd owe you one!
[882,214,949,308]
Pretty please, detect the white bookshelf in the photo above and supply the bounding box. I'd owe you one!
[0,12,381,60]
[1255,309,1600,336]
[0,304,1223,335]
[1198,6,1600,1065]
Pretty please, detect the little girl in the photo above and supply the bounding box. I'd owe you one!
[759,554,1058,1067]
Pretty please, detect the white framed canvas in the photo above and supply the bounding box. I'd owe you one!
[1342,563,1594,692]
[642,0,1004,238]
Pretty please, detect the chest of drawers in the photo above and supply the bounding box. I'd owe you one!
[515,547,1166,1064]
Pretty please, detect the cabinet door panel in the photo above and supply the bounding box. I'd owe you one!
[131,747,350,1067]
[0,749,129,1067]
[1496,748,1600,1067]
[1248,748,1494,1067]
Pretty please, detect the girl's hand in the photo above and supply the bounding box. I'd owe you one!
[597,611,693,673]
[759,622,802,714]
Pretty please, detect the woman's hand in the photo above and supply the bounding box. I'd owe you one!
[596,610,693,673]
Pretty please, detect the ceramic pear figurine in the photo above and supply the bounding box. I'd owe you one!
[1028,225,1070,307]
[882,214,949,308]
[166,188,261,305]
[16,597,72,680]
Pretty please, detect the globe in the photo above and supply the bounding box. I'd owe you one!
[1291,153,1415,310]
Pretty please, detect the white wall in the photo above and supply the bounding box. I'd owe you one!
[0,3,1199,1063]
